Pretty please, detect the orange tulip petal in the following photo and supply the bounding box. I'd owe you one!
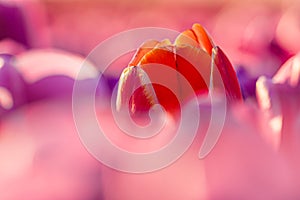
[129,40,160,66]
[175,45,211,100]
[138,46,181,114]
[139,47,176,68]
[191,23,214,55]
[174,29,199,48]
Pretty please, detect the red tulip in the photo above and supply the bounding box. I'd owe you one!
[116,23,242,118]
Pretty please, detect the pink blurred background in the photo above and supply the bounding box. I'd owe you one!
[1,0,300,199]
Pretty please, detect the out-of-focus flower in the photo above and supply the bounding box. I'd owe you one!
[256,53,300,150]
[0,48,113,118]
[0,54,27,117]
[272,52,300,87]
[212,2,290,78]
[256,53,300,194]
[116,23,242,117]
[13,48,103,101]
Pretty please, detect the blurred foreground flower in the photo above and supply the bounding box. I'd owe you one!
[116,23,242,117]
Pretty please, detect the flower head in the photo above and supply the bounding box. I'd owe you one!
[116,23,242,117]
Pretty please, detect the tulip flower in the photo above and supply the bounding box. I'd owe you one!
[0,48,118,118]
[256,52,300,150]
[116,23,242,117]
[13,49,103,101]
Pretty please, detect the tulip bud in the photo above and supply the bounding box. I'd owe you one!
[116,24,242,117]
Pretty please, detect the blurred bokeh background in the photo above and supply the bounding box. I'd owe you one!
[1,0,300,199]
